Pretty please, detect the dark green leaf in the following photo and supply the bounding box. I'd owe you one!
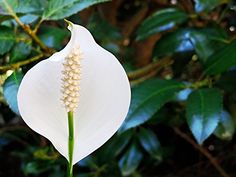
[175,88,192,101]
[3,71,23,115]
[23,160,55,175]
[119,143,143,176]
[38,26,69,49]
[186,88,223,144]
[214,110,235,140]
[97,131,133,161]
[136,8,188,40]
[216,71,236,92]
[153,29,194,58]
[42,0,110,20]
[10,42,32,63]
[193,0,229,12]
[76,174,93,177]
[119,79,184,132]
[153,28,228,62]
[0,26,15,55]
[49,170,65,177]
[204,40,236,75]
[138,128,162,160]
[87,13,122,42]
[78,155,98,168]
[189,28,228,62]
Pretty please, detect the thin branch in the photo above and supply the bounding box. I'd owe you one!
[0,54,44,72]
[128,58,173,80]
[173,127,231,177]
[33,18,43,34]
[2,0,53,54]
[130,70,158,86]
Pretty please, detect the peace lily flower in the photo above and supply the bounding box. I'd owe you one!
[17,21,131,176]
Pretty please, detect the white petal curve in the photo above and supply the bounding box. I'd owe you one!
[17,23,131,164]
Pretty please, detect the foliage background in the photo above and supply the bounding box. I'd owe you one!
[1,0,236,177]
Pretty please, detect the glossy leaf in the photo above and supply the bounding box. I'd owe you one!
[10,42,32,63]
[0,0,45,15]
[189,28,228,62]
[204,40,236,75]
[175,88,192,101]
[119,143,143,176]
[96,130,133,162]
[194,0,229,12]
[153,29,194,57]
[138,128,162,160]
[136,8,188,40]
[42,0,110,20]
[186,88,222,144]
[119,79,184,132]
[214,111,235,140]
[3,71,23,115]
[153,28,228,61]
[20,14,39,24]
[0,26,15,55]
[38,26,69,49]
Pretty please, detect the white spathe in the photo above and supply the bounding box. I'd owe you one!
[17,23,131,164]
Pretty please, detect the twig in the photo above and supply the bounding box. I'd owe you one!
[0,54,45,72]
[128,58,173,80]
[130,70,158,86]
[173,127,231,177]
[2,0,53,54]
[33,18,43,34]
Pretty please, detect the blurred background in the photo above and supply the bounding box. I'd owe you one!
[1,0,236,176]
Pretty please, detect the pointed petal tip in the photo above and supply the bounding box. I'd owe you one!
[64,19,73,31]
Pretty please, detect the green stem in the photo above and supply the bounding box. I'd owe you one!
[67,111,74,177]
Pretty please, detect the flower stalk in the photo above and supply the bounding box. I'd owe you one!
[67,111,74,177]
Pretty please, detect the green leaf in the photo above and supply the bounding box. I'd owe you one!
[97,131,133,162]
[76,174,93,177]
[0,0,45,15]
[193,0,229,12]
[175,88,192,101]
[136,8,188,40]
[20,14,39,24]
[3,71,23,115]
[204,40,236,75]
[138,128,162,161]
[119,143,143,176]
[189,28,228,62]
[153,28,228,62]
[186,88,223,144]
[0,26,15,55]
[23,160,55,175]
[119,79,184,132]
[214,110,235,140]
[87,13,122,42]
[38,26,69,50]
[10,41,32,63]
[153,29,194,58]
[216,71,236,92]
[42,0,110,20]
[78,155,98,168]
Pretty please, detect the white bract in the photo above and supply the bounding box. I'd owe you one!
[17,22,131,164]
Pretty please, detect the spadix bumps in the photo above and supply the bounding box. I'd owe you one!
[17,22,131,164]
[61,46,82,112]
